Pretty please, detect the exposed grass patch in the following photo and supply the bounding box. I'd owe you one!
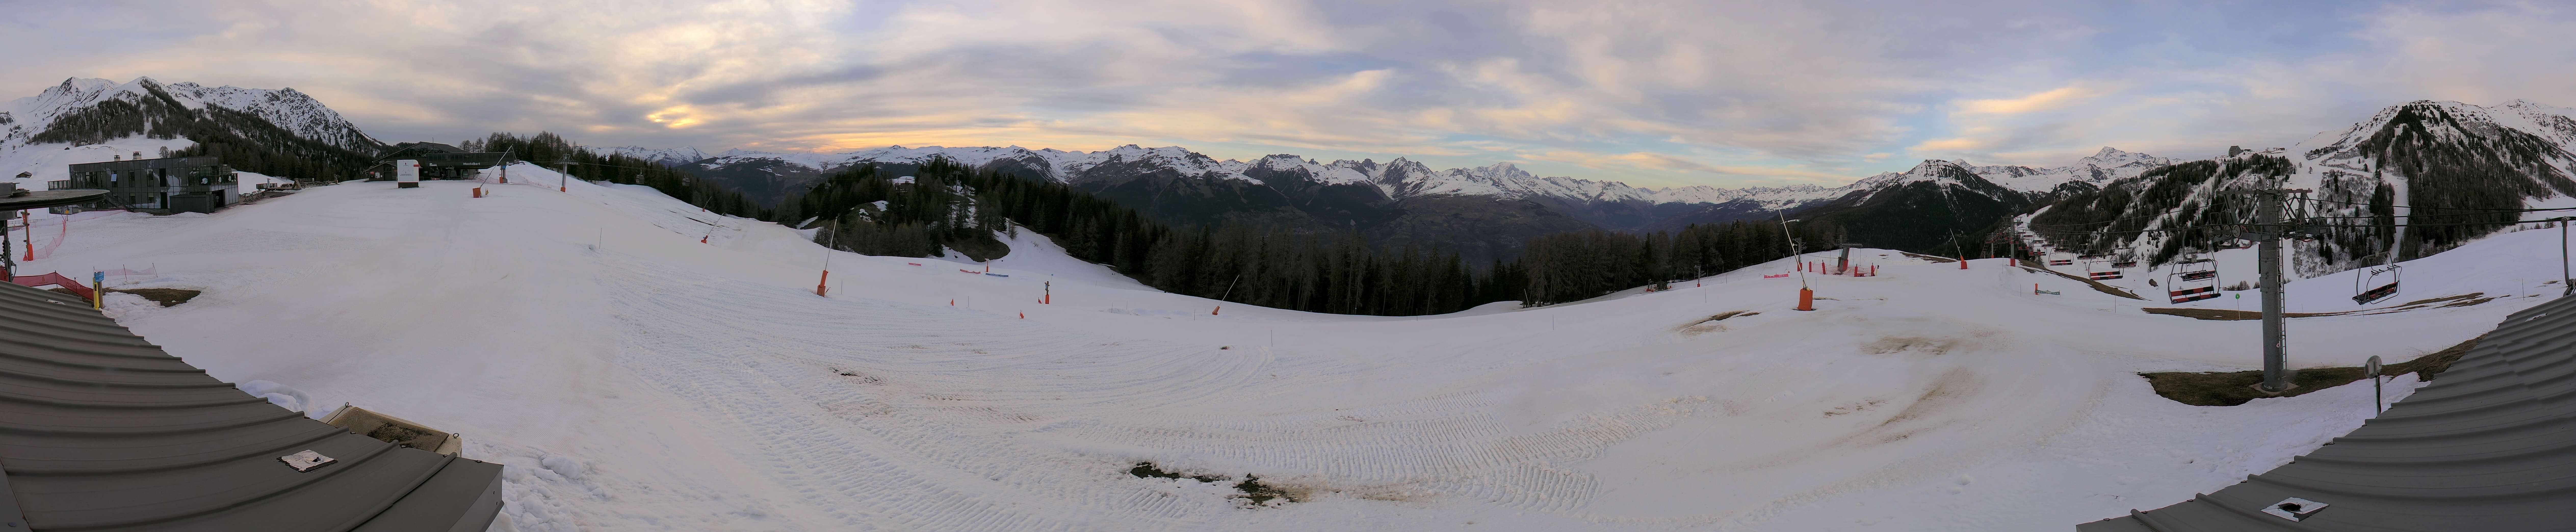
[1128,462,1304,507]
[1233,475,1298,505]
[114,288,202,306]
[1675,310,1761,335]
[2018,265,2143,300]
[2139,334,2480,406]
[1128,461,1226,483]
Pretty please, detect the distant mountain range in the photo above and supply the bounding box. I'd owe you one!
[2,75,2566,272]
[648,143,2173,261]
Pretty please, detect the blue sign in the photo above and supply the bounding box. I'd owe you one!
[92,272,103,283]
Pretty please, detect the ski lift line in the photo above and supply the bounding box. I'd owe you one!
[2019,216,2571,239]
[2298,196,2576,213]
[2023,197,2231,228]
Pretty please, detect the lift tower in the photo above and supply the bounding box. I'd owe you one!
[2221,186,2313,394]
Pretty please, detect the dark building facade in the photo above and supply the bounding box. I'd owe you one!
[61,155,239,213]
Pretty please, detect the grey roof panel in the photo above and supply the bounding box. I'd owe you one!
[0,282,505,531]
[2079,294,2576,531]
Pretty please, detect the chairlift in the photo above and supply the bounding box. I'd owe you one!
[2084,255,2123,280]
[2353,262,2401,305]
[2166,257,2221,303]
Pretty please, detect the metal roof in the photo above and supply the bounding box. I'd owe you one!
[0,282,504,531]
[65,157,223,172]
[2079,294,2576,531]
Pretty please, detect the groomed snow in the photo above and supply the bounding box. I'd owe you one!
[27,164,2549,531]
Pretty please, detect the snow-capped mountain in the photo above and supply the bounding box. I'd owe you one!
[2028,99,2576,278]
[587,146,709,166]
[0,76,385,189]
[1,77,378,153]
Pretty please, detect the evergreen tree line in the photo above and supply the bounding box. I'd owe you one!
[32,87,377,181]
[1518,222,1802,305]
[463,132,766,219]
[797,155,1811,315]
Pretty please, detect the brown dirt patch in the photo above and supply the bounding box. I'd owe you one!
[2139,334,2480,406]
[1675,310,1759,335]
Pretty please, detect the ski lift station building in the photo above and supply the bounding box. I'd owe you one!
[365,142,510,182]
[0,282,506,530]
[55,154,239,213]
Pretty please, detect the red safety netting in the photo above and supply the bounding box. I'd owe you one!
[9,272,93,301]
[8,210,134,261]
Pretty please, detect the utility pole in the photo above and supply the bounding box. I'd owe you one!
[2559,217,2571,296]
[2223,186,2313,394]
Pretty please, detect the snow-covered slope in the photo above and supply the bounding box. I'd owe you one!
[26,164,2550,531]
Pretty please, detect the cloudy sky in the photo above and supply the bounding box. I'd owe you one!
[4,0,2570,188]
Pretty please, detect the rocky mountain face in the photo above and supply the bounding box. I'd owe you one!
[2030,99,2576,277]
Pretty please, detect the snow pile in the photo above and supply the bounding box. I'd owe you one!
[32,166,2549,531]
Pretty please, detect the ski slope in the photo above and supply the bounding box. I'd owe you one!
[30,164,2554,531]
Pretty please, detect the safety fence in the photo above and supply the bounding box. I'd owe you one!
[7,210,137,261]
[8,272,93,301]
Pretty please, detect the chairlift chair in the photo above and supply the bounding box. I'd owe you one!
[2084,255,2123,280]
[2353,263,2401,305]
[2046,251,2074,266]
[2166,258,2221,303]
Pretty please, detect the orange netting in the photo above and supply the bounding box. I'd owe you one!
[10,272,93,301]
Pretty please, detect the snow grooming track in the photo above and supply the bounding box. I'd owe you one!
[600,254,1292,529]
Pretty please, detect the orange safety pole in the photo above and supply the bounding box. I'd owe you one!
[1796,287,1814,311]
[815,270,829,296]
